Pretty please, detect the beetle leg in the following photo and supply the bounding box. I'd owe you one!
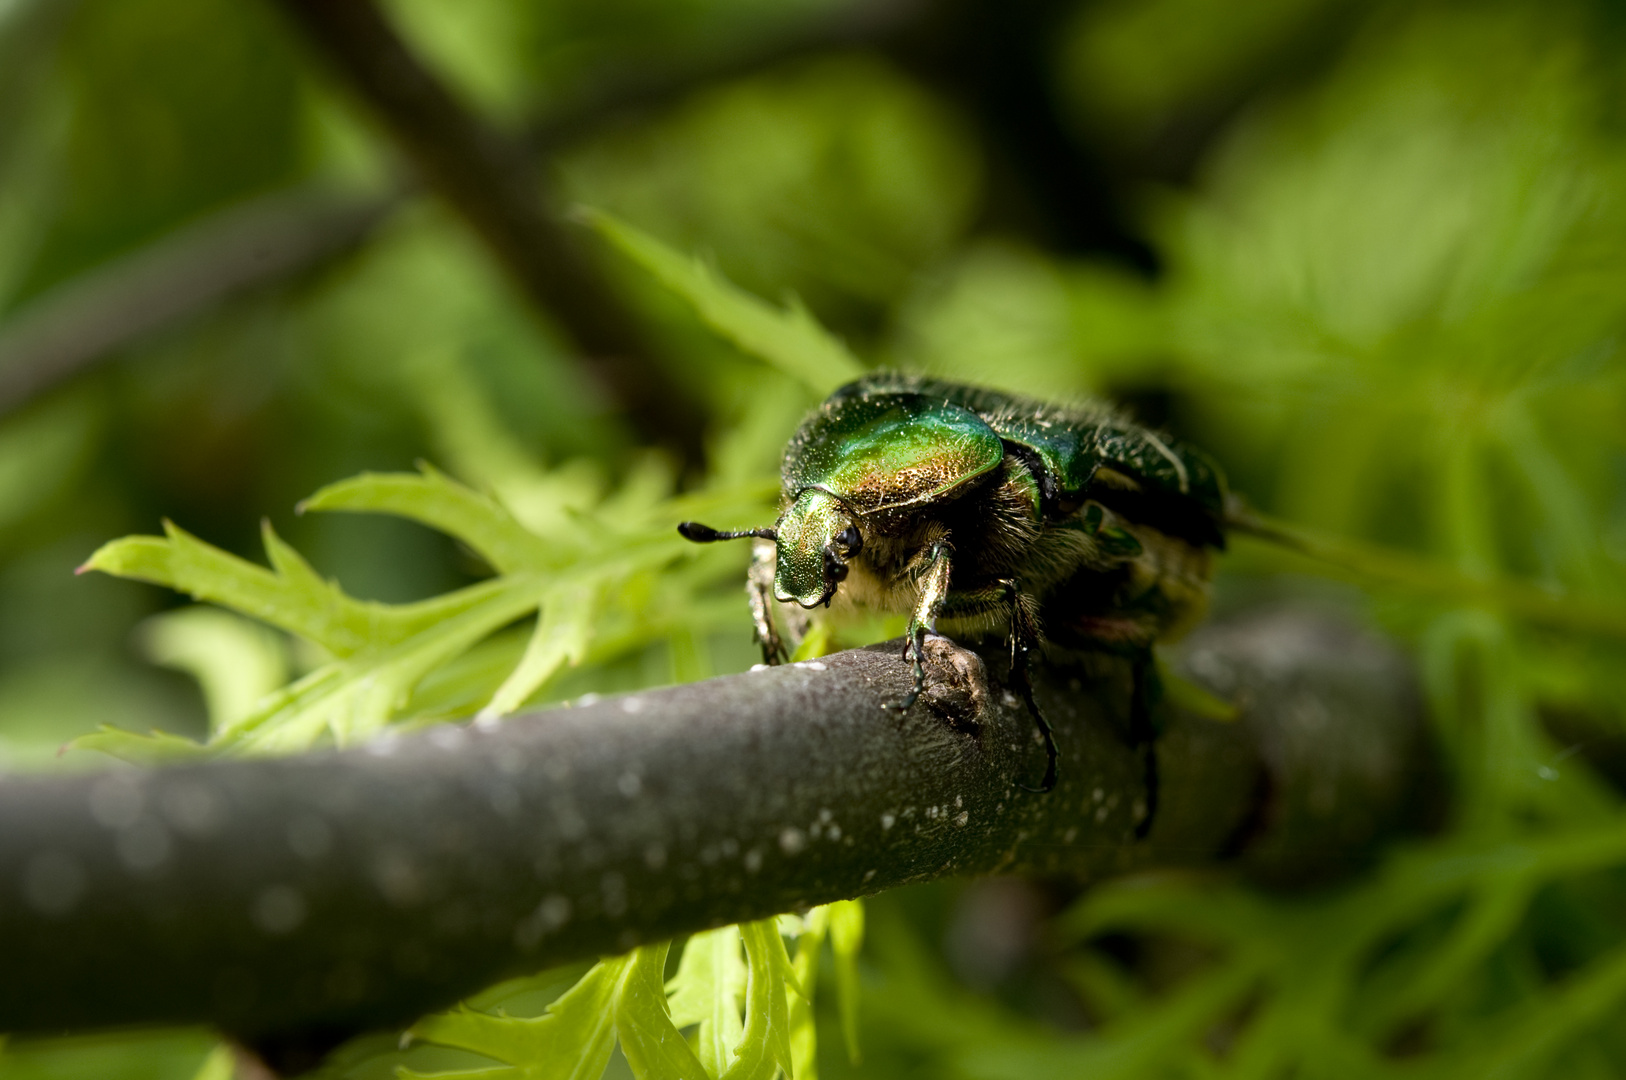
[887,541,952,712]
[1001,580,1057,794]
[747,538,787,665]
[1130,647,1160,838]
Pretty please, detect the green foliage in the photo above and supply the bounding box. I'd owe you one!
[4,0,1626,1077]
[24,0,306,298]
[584,209,865,396]
[563,54,981,323]
[403,945,701,1080]
[76,458,772,758]
[401,911,860,1080]
[851,822,1626,1079]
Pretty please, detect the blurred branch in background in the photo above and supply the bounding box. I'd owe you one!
[0,183,399,413]
[0,0,1364,433]
[0,0,924,445]
[271,0,708,465]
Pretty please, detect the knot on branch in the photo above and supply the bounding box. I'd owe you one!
[918,635,991,730]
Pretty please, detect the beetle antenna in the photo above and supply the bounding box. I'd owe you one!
[678,522,777,543]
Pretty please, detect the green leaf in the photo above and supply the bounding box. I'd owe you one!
[787,907,829,1080]
[723,920,798,1080]
[81,520,506,658]
[479,579,606,721]
[409,946,708,1080]
[299,465,552,575]
[668,927,748,1077]
[581,208,865,395]
[69,724,215,764]
[187,1044,235,1080]
[827,900,865,1065]
[615,944,710,1080]
[954,957,1265,1080]
[137,606,288,734]
[220,576,541,751]
[409,955,627,1079]
[1464,939,1626,1080]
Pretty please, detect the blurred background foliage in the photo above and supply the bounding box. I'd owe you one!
[2,0,1625,1076]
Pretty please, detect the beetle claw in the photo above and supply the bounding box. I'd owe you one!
[885,628,931,712]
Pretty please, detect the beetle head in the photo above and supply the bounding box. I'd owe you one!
[772,489,863,608]
[675,494,863,609]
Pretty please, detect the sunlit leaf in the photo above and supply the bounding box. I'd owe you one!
[667,926,747,1077]
[137,606,287,734]
[787,907,828,1080]
[582,208,865,396]
[615,944,710,1080]
[721,919,798,1080]
[299,464,552,574]
[480,579,606,721]
[407,955,626,1079]
[827,900,864,1065]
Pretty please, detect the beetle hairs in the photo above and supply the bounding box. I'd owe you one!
[677,522,778,544]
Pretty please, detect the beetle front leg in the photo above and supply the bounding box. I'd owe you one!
[747,538,788,665]
[1000,580,1057,794]
[886,540,952,712]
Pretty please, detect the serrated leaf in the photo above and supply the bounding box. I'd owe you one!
[582,208,864,395]
[410,946,708,1080]
[410,955,627,1079]
[80,520,361,654]
[69,725,214,764]
[615,944,710,1080]
[827,900,864,1065]
[668,927,747,1077]
[223,577,542,751]
[480,579,605,721]
[723,920,798,1080]
[300,465,551,575]
[787,907,829,1080]
[82,520,503,658]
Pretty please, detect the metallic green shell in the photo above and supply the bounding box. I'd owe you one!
[769,373,1228,606]
[780,391,1004,514]
[819,374,1229,538]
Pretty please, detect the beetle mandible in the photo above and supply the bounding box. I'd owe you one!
[679,373,1229,811]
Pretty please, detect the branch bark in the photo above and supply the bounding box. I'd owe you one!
[0,609,1432,1044]
[271,0,704,463]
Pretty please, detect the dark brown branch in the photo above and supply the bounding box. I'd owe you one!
[0,185,396,412]
[0,0,916,419]
[271,0,703,464]
[0,609,1432,1044]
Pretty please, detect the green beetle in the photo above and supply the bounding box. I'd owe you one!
[680,373,1229,802]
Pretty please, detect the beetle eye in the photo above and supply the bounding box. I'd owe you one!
[836,525,863,557]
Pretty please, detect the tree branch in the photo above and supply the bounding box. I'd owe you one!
[0,609,1432,1043]
[0,0,911,423]
[0,184,398,412]
[271,0,706,464]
